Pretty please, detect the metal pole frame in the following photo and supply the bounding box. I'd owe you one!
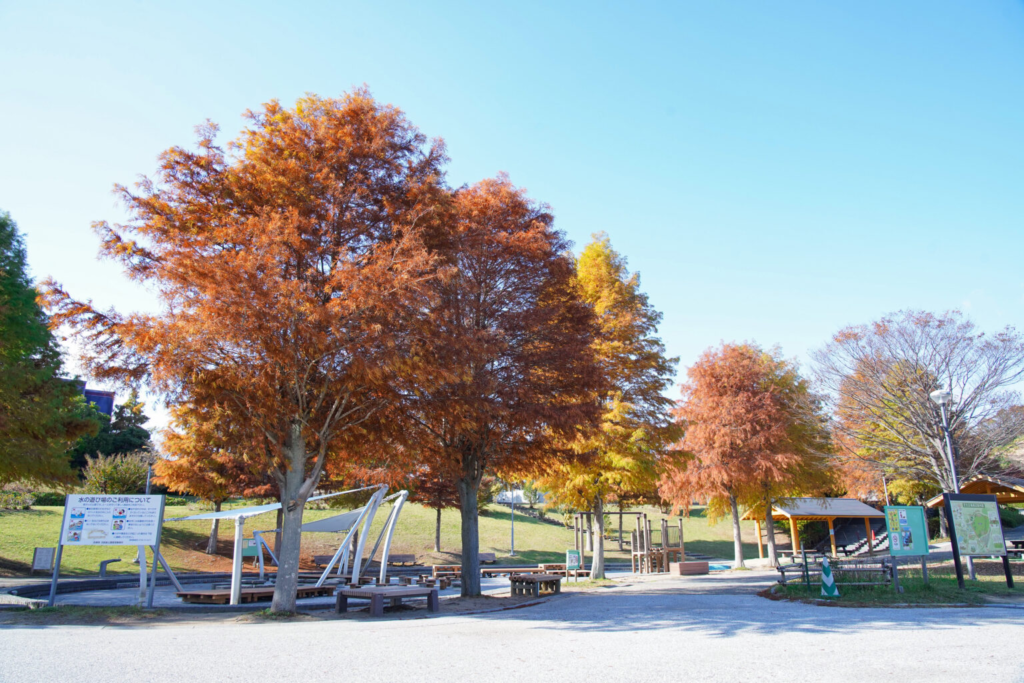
[314,486,388,588]
[350,487,388,585]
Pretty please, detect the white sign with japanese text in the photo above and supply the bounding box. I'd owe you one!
[61,494,164,546]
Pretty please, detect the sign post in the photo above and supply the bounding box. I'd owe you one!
[942,493,1011,589]
[566,549,582,582]
[884,505,929,591]
[48,494,166,607]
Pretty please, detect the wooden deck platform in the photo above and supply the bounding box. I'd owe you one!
[177,585,335,605]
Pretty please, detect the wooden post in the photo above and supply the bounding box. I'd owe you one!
[679,518,685,562]
[827,517,837,557]
[864,517,873,556]
[791,521,801,562]
[755,519,764,559]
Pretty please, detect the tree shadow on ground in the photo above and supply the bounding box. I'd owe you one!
[468,581,1024,639]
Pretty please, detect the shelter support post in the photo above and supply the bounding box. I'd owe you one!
[230,517,244,606]
[790,520,801,561]
[864,517,873,556]
[827,518,837,557]
[377,492,408,584]
[755,520,763,559]
[154,549,183,592]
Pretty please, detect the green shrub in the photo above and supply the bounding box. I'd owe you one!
[31,491,66,506]
[999,505,1024,528]
[82,451,151,495]
[163,496,190,506]
[0,491,34,509]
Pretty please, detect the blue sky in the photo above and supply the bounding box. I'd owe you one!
[2,1,1022,430]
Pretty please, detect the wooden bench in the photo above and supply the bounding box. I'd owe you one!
[313,555,334,568]
[510,573,562,597]
[479,552,497,564]
[537,563,591,578]
[432,564,462,579]
[178,585,335,605]
[481,566,534,578]
[387,554,418,566]
[336,586,440,617]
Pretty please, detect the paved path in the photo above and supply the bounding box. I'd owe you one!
[1,572,1021,683]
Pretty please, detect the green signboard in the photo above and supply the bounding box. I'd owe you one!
[883,505,929,557]
[947,496,1005,557]
[566,549,581,571]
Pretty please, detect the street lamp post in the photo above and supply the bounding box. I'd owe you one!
[930,387,975,583]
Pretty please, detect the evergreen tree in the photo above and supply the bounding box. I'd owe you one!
[0,211,99,487]
[68,390,152,473]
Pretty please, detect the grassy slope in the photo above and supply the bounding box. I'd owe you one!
[0,502,762,577]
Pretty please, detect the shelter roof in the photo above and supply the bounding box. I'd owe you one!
[924,474,1024,508]
[741,497,884,521]
[166,488,380,522]
[299,508,365,533]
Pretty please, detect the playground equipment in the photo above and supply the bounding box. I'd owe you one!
[630,514,685,573]
[168,485,409,605]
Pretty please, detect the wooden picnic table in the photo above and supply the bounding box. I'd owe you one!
[509,573,562,597]
[336,585,440,617]
[1008,540,1024,550]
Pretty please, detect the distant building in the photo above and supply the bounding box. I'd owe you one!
[83,388,115,416]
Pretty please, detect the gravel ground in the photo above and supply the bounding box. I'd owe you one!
[1,572,1021,683]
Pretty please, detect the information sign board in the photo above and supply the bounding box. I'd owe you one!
[32,547,56,571]
[946,495,1005,557]
[883,505,929,557]
[61,494,164,547]
[566,549,581,571]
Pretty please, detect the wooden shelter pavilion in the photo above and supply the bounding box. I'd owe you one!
[924,474,1024,508]
[742,497,885,557]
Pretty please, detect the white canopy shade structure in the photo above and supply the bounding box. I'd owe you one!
[167,486,408,605]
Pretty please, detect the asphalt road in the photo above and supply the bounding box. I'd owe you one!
[1,573,1021,683]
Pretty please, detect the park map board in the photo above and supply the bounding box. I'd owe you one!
[947,495,1005,557]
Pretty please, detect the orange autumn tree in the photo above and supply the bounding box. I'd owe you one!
[42,90,447,612]
[153,403,273,555]
[660,343,832,568]
[401,176,603,597]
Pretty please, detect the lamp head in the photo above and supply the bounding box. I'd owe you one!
[929,389,953,406]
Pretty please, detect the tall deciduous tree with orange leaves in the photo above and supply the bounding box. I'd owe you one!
[660,343,832,567]
[42,90,447,612]
[400,176,604,597]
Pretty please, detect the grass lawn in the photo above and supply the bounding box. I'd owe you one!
[0,501,763,577]
[776,563,1020,606]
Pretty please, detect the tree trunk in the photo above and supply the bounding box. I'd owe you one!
[455,450,484,597]
[729,493,746,569]
[591,495,606,580]
[765,505,778,567]
[617,503,624,551]
[939,507,949,538]
[271,424,310,613]
[274,508,283,559]
[206,500,222,555]
[434,507,442,553]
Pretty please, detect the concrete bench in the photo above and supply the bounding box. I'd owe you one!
[387,554,417,566]
[510,573,562,597]
[479,553,497,564]
[336,586,440,617]
[99,558,122,577]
